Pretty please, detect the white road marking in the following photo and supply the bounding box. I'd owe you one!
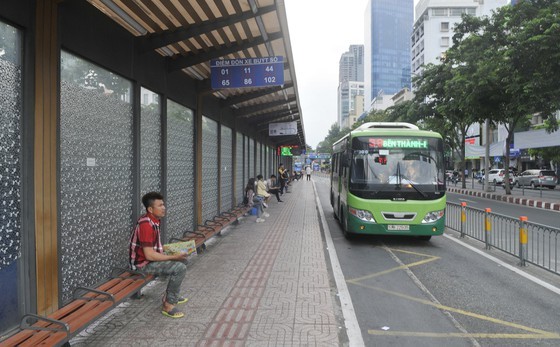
[313,180,365,347]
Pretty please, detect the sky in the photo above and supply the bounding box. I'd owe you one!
[284,0,420,149]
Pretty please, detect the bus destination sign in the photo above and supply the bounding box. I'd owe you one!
[369,138,428,149]
[211,56,284,89]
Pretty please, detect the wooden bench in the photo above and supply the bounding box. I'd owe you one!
[0,205,249,347]
[171,204,251,252]
[0,269,153,347]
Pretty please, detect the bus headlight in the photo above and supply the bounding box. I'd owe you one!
[348,207,376,222]
[422,210,445,224]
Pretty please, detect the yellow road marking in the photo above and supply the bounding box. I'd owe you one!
[346,248,439,282]
[347,247,560,339]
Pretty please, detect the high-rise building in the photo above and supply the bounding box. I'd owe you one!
[364,0,413,110]
[339,45,364,83]
[412,0,510,75]
[338,45,364,128]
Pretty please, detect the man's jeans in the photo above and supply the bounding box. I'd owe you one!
[141,260,187,305]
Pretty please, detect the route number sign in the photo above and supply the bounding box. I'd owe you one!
[211,56,284,89]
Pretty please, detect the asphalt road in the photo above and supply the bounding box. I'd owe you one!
[447,192,559,228]
[314,176,560,347]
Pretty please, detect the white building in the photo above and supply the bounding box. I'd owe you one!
[412,0,509,75]
[338,45,364,128]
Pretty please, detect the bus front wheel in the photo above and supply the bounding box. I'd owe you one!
[418,235,432,241]
[341,210,353,239]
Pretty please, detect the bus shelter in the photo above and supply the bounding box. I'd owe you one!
[0,0,305,335]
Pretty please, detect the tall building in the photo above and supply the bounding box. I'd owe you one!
[339,45,364,83]
[412,0,510,75]
[338,45,364,128]
[364,0,413,110]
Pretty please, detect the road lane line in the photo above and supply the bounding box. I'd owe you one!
[368,331,560,339]
[443,233,560,296]
[312,180,365,347]
[350,280,556,336]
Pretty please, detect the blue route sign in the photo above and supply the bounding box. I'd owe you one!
[210,56,284,89]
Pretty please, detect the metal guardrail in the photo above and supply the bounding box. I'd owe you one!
[446,202,560,275]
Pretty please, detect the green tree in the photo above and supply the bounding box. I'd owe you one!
[413,56,479,188]
[316,123,349,154]
[528,147,560,170]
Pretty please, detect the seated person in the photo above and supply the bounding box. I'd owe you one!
[267,174,283,202]
[245,178,269,222]
[129,192,188,319]
[256,174,271,207]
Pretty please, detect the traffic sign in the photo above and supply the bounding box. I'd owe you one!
[211,56,284,89]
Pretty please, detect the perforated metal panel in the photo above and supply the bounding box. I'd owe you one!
[166,100,194,239]
[247,137,253,179]
[220,126,233,212]
[201,116,218,222]
[236,132,244,204]
[60,51,133,303]
[0,25,22,271]
[245,136,250,183]
[140,87,161,213]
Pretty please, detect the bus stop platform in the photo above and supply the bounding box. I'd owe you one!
[69,178,345,346]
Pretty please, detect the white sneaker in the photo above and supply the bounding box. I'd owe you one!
[263,212,270,218]
[256,218,265,223]
[263,202,268,208]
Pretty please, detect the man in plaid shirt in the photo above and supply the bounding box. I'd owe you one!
[129,192,188,318]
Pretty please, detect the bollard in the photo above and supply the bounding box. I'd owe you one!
[519,216,528,266]
[484,208,492,250]
[460,202,467,238]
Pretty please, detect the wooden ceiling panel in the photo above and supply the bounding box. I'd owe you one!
[261,11,280,33]
[87,0,305,147]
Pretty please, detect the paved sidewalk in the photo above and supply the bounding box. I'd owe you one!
[70,179,346,346]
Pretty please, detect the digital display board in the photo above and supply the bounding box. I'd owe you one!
[277,145,303,156]
[211,56,284,89]
[368,138,428,149]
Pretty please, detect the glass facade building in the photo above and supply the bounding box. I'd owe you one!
[364,0,413,107]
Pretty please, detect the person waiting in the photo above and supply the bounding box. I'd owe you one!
[256,174,271,208]
[245,178,268,222]
[268,174,283,202]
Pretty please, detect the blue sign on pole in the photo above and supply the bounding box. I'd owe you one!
[211,56,284,89]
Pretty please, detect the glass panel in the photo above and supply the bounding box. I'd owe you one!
[166,100,194,238]
[60,51,133,303]
[220,126,233,212]
[0,20,23,333]
[140,87,161,214]
[201,116,218,222]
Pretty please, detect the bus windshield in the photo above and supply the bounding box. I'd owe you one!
[350,136,445,199]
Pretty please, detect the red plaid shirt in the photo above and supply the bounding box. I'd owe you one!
[129,213,163,270]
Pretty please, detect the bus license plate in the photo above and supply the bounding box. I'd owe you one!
[388,225,410,231]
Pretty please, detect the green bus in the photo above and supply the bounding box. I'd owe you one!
[330,122,446,240]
